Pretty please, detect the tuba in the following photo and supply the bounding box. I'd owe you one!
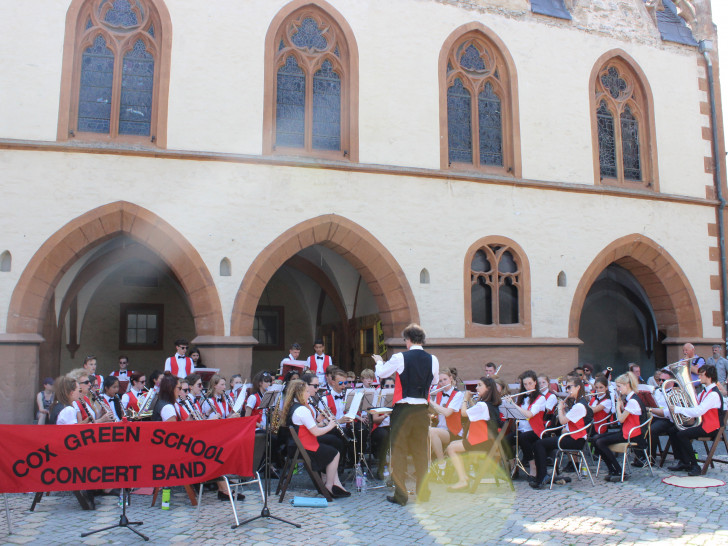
[662,358,702,431]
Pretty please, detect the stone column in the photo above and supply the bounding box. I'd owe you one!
[0,333,44,424]
[189,335,258,379]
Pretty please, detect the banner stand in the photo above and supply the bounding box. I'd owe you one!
[3,494,11,535]
[80,488,148,541]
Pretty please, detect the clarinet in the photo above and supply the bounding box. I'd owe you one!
[79,396,95,422]
[183,398,203,420]
[201,390,222,418]
[312,394,349,441]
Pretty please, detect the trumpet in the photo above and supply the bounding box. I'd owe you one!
[311,394,349,441]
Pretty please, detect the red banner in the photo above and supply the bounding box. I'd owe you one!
[0,417,257,493]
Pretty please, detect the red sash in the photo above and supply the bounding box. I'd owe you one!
[250,393,264,423]
[170,356,193,378]
[436,390,461,435]
[126,391,140,412]
[467,420,489,445]
[75,400,89,421]
[590,395,612,434]
[298,406,319,451]
[176,402,188,421]
[699,388,721,433]
[212,397,231,418]
[326,394,339,418]
[527,396,546,437]
[308,355,331,374]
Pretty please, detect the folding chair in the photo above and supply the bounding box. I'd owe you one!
[197,432,267,527]
[596,415,653,482]
[470,426,514,493]
[550,422,594,490]
[697,410,728,475]
[277,427,333,503]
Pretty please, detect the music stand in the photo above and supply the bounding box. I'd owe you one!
[236,388,300,529]
[499,400,530,477]
[345,390,377,480]
[81,488,148,541]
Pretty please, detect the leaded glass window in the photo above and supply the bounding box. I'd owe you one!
[470,245,521,326]
[271,8,351,157]
[594,60,650,186]
[445,33,509,171]
[71,0,162,142]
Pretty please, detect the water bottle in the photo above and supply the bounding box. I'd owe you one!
[355,463,363,492]
[383,464,390,479]
[117,491,124,508]
[161,488,171,510]
[361,471,368,494]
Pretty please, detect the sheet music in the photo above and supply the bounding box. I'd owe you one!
[499,399,529,420]
[344,391,364,420]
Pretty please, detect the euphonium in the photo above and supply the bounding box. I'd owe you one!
[135,387,156,419]
[662,358,702,431]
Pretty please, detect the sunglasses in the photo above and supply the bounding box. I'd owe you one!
[80,380,90,385]
[181,388,190,392]
[565,385,574,390]
[310,383,320,388]
[337,381,346,386]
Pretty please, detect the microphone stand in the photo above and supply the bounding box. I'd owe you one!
[236,389,300,529]
[81,488,148,541]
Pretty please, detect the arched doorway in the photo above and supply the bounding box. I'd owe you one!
[6,202,223,417]
[570,234,702,376]
[231,215,418,374]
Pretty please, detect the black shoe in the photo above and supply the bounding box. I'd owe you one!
[608,472,623,483]
[332,485,351,497]
[668,462,688,472]
[217,491,245,501]
[529,476,549,490]
[687,464,702,477]
[386,495,407,506]
[526,474,538,484]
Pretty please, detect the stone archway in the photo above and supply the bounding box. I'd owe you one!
[569,234,702,342]
[230,214,419,341]
[7,201,224,337]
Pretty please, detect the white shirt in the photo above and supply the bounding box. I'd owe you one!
[675,384,722,418]
[591,394,613,415]
[246,393,267,428]
[103,394,121,421]
[541,389,558,412]
[161,403,177,421]
[121,388,142,410]
[292,404,317,430]
[517,395,546,433]
[624,392,642,416]
[375,345,439,405]
[57,406,79,425]
[436,388,464,429]
[329,391,347,420]
[652,388,673,422]
[164,354,193,378]
[565,402,587,424]
[73,399,96,420]
[466,401,490,422]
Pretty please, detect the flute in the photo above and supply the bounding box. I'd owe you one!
[501,388,537,400]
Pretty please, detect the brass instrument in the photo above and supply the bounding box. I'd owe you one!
[311,393,349,441]
[131,387,156,420]
[662,358,702,431]
[270,398,283,434]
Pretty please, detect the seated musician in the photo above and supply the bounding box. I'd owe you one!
[593,372,646,481]
[152,373,182,422]
[121,372,146,414]
[67,368,111,423]
[360,368,376,388]
[589,375,613,435]
[283,379,351,498]
[147,370,163,393]
[245,371,273,430]
[229,374,245,403]
[304,373,348,466]
[202,374,240,419]
[537,374,558,428]
[428,368,464,475]
[186,373,204,411]
[508,370,547,479]
[667,364,725,476]
[101,376,124,421]
[445,377,501,492]
[531,377,592,489]
[176,379,193,421]
[53,376,82,425]
[371,377,395,480]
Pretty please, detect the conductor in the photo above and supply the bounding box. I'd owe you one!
[375,323,439,506]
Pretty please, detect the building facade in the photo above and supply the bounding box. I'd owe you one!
[0,0,725,423]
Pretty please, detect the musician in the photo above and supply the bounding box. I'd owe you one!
[67,368,105,423]
[530,377,592,489]
[101,376,124,421]
[164,338,195,379]
[667,364,725,476]
[307,339,333,386]
[245,371,273,429]
[507,370,546,479]
[683,343,706,382]
[189,346,203,368]
[537,374,558,427]
[583,363,596,387]
[152,373,182,422]
[121,372,146,412]
[202,374,240,419]
[53,376,82,425]
[280,342,302,375]
[589,376,613,434]
[628,363,646,385]
[360,368,376,388]
[371,377,395,480]
[592,372,646,481]
[375,323,439,506]
[428,369,464,474]
[229,374,245,402]
[646,369,677,462]
[321,368,349,421]
[302,373,347,460]
[83,355,103,390]
[110,355,136,387]
[445,377,501,492]
[484,362,498,377]
[148,370,163,393]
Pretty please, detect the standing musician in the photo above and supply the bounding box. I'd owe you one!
[283,379,351,498]
[121,372,146,413]
[428,369,464,475]
[202,374,240,419]
[164,338,195,379]
[280,342,302,376]
[589,376,613,434]
[152,373,182,422]
[531,377,592,489]
[83,355,103,391]
[307,339,333,386]
[101,376,124,421]
[508,370,546,479]
[375,323,439,506]
[52,376,82,425]
[667,364,725,476]
[592,372,646,481]
[445,377,501,492]
[371,377,396,480]
[245,371,273,430]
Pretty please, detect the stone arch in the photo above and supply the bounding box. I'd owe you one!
[7,201,224,336]
[568,234,701,339]
[230,215,419,339]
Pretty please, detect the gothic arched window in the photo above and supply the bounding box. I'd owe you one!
[592,54,656,189]
[265,2,357,161]
[59,0,171,146]
[440,26,519,175]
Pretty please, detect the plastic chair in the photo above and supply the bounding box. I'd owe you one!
[596,415,653,482]
[549,422,594,489]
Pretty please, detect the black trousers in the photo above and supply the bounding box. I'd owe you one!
[593,431,646,474]
[668,426,716,466]
[390,404,429,503]
[649,418,676,458]
[508,430,539,463]
[371,425,390,472]
[534,436,585,481]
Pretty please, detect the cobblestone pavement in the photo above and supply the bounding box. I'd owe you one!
[2,448,728,546]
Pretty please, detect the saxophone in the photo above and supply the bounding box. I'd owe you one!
[270,399,282,434]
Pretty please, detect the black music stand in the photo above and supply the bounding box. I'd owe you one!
[500,400,529,477]
[345,389,378,483]
[236,388,300,529]
[81,488,148,541]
